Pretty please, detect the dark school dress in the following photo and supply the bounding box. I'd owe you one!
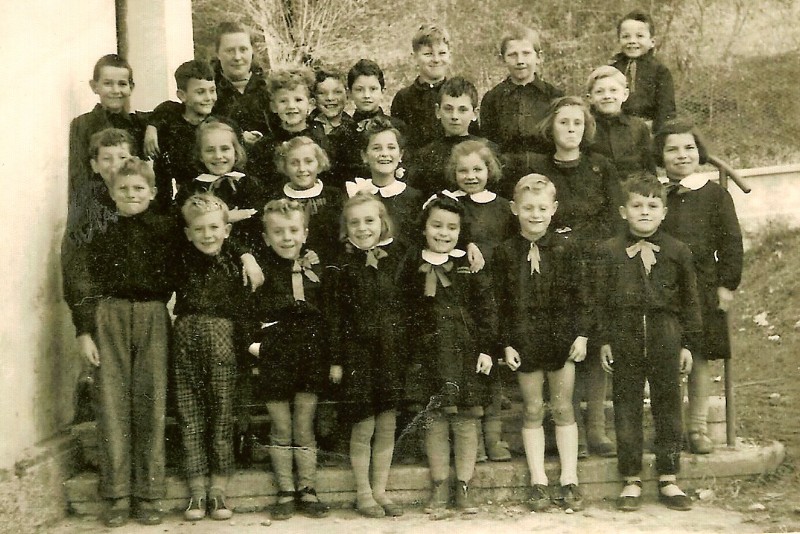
[328,239,408,422]
[398,247,498,410]
[492,232,590,372]
[661,177,743,360]
[245,245,331,401]
[455,191,516,265]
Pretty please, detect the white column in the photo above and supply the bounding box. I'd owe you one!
[125,0,194,111]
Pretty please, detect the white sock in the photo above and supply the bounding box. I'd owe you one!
[556,423,579,486]
[521,426,548,486]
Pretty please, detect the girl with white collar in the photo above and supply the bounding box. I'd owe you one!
[397,195,497,515]
[654,119,743,455]
[345,117,424,246]
[274,136,344,262]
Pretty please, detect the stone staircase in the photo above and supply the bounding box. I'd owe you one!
[65,397,785,515]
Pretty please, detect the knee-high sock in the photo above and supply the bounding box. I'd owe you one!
[371,411,397,504]
[350,417,376,506]
[425,415,450,482]
[452,416,478,483]
[555,423,579,486]
[688,358,710,433]
[522,426,548,486]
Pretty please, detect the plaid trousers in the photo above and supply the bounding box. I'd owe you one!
[173,314,237,478]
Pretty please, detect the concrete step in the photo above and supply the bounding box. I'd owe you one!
[65,440,785,516]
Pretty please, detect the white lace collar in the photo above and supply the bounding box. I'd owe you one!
[451,189,497,203]
[283,180,323,199]
[346,177,407,198]
[347,237,394,250]
[659,173,709,190]
[195,171,245,183]
[421,248,466,265]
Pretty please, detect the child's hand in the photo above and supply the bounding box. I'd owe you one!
[143,125,159,158]
[466,243,485,273]
[77,334,100,367]
[248,343,261,357]
[679,348,693,374]
[569,336,588,362]
[229,208,257,223]
[504,346,521,371]
[330,365,343,384]
[242,130,264,146]
[716,286,735,312]
[476,353,493,375]
[304,250,320,265]
[241,253,265,292]
[600,344,614,373]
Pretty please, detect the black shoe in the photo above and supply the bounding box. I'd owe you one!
[555,483,584,511]
[658,481,692,511]
[688,432,714,454]
[271,491,296,520]
[297,487,330,518]
[133,499,163,525]
[616,480,642,512]
[526,484,551,512]
[101,498,130,528]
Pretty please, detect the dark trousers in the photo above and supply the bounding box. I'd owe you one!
[173,315,237,478]
[611,312,683,477]
[93,299,168,500]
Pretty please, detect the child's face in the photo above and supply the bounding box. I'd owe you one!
[90,66,133,113]
[350,75,383,113]
[662,133,700,180]
[284,145,320,190]
[362,130,402,179]
[511,190,557,240]
[618,19,655,59]
[424,207,460,254]
[436,94,477,137]
[184,210,231,256]
[552,105,585,151]
[263,211,308,260]
[270,85,313,132]
[314,77,347,119]
[502,39,540,85]
[620,193,666,238]
[345,202,383,250]
[110,174,155,217]
[588,76,629,116]
[413,43,451,83]
[178,78,218,121]
[455,152,489,195]
[217,32,253,81]
[90,143,132,185]
[200,129,237,175]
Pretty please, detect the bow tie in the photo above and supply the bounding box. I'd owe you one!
[345,177,379,197]
[626,239,660,275]
[664,181,690,196]
[528,242,541,274]
[419,261,453,296]
[365,247,388,269]
[291,254,320,301]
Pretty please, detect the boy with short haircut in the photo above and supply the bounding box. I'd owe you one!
[391,24,452,152]
[69,54,147,216]
[586,65,655,179]
[493,174,589,512]
[409,76,498,196]
[610,10,676,133]
[311,67,359,188]
[480,23,563,155]
[594,173,701,512]
[174,193,248,521]
[348,59,407,136]
[150,59,218,211]
[64,157,175,527]
[247,66,330,193]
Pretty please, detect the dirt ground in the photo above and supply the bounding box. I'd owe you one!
[48,500,772,534]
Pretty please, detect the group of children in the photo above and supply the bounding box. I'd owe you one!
[63,9,743,528]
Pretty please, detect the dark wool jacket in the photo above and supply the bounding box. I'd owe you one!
[390,77,447,152]
[610,50,676,133]
[479,75,564,154]
[592,229,702,353]
[212,59,268,119]
[590,112,656,179]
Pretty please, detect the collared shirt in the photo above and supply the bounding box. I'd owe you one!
[591,112,655,178]
[391,77,447,151]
